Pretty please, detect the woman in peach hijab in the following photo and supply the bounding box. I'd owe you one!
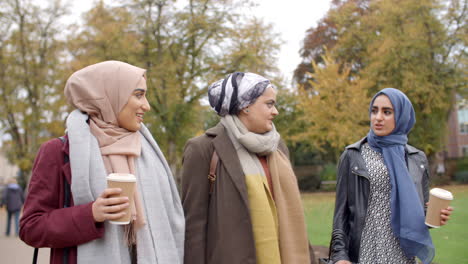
[20,61,185,264]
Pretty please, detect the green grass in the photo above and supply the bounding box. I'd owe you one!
[302,184,468,264]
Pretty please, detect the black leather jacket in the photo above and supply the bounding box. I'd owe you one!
[330,138,430,264]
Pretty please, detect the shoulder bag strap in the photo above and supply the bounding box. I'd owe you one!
[207,150,219,194]
[32,248,38,264]
[58,136,70,264]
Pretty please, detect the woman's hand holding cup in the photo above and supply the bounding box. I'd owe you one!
[424,204,453,226]
[425,188,454,228]
[92,188,129,223]
[440,206,453,226]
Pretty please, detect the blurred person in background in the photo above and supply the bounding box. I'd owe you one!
[1,177,24,236]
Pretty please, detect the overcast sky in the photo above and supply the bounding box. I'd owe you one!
[251,1,332,79]
[68,0,332,81]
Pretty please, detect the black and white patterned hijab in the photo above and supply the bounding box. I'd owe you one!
[208,72,273,116]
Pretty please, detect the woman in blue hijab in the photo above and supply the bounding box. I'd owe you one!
[329,88,453,264]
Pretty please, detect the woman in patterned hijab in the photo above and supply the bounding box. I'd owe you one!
[182,72,314,264]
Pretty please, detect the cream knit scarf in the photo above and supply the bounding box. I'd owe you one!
[221,115,310,264]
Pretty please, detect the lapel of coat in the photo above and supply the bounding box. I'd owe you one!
[210,123,250,209]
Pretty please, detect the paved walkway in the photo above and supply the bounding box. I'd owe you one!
[0,208,49,264]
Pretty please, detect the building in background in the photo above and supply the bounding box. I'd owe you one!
[447,98,468,158]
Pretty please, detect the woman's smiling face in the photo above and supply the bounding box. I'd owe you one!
[117,77,150,132]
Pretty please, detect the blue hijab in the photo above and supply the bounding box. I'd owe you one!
[367,88,434,264]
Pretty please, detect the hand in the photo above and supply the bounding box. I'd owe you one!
[336,261,352,264]
[92,188,129,222]
[440,206,453,226]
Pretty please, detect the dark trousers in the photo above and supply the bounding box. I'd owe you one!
[6,210,20,236]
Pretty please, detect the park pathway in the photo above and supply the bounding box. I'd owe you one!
[0,208,49,264]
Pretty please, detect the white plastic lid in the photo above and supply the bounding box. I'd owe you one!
[106,173,136,182]
[430,188,453,200]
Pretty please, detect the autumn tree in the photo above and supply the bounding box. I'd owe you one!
[67,0,283,180]
[298,52,372,161]
[358,0,463,153]
[215,17,282,77]
[67,1,142,72]
[294,0,370,89]
[0,0,68,187]
[295,0,466,159]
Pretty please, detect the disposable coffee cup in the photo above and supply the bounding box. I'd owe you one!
[425,188,453,228]
[106,173,136,225]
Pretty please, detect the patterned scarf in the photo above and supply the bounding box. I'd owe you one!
[208,72,272,116]
[221,115,310,264]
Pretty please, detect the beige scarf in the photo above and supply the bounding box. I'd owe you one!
[64,61,147,231]
[222,115,310,264]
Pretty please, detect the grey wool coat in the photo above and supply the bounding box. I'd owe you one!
[181,123,316,264]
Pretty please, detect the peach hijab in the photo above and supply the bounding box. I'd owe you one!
[64,60,146,228]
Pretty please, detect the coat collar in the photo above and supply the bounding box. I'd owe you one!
[207,122,250,208]
[346,137,421,155]
[205,122,224,137]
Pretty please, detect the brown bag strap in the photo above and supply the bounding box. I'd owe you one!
[208,150,219,194]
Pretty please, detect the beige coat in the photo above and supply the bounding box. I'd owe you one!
[181,123,316,264]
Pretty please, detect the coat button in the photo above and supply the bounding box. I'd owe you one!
[354,166,358,170]
[420,165,424,169]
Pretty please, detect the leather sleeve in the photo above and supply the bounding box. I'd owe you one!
[181,137,212,264]
[421,153,430,213]
[330,150,351,263]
